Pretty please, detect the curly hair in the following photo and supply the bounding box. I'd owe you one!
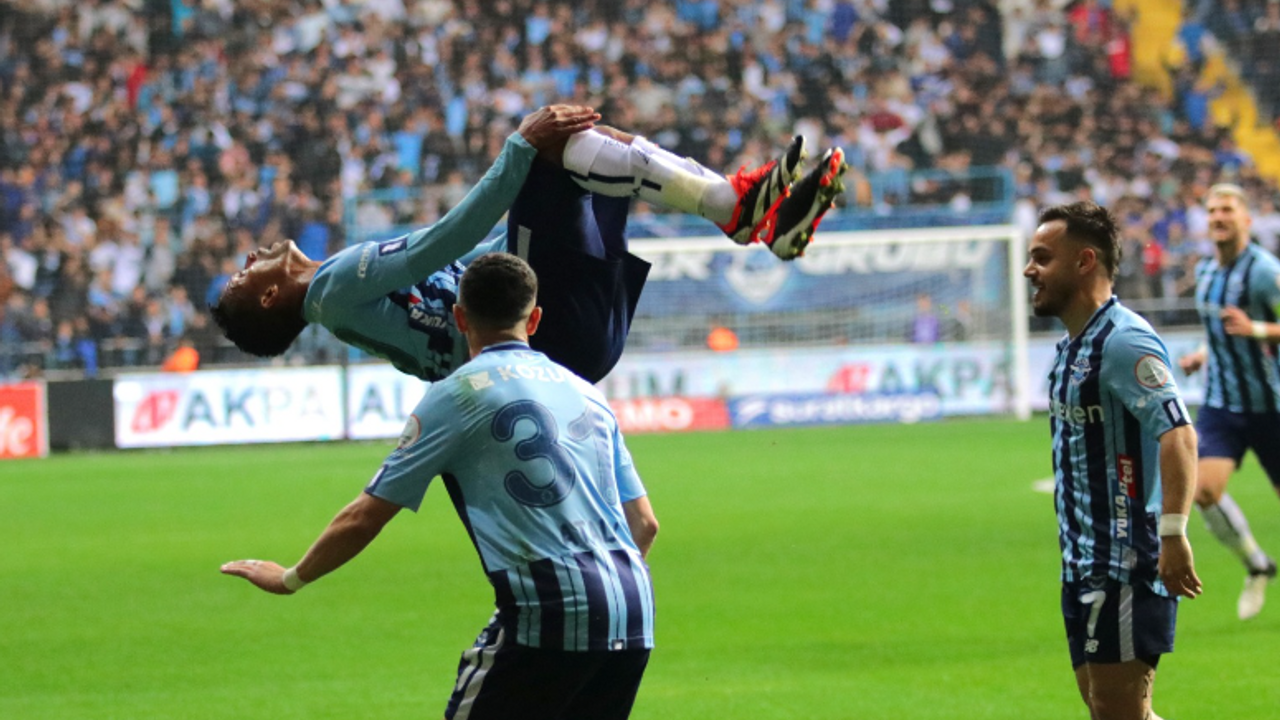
[1038,201,1122,280]
[209,285,308,357]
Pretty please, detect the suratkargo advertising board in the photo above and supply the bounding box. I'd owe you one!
[113,368,344,448]
[0,382,48,459]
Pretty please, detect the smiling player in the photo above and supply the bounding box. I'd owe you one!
[1025,201,1201,720]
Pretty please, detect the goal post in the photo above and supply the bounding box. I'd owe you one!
[619,224,1032,420]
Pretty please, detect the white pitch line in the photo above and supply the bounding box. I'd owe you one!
[1032,478,1055,494]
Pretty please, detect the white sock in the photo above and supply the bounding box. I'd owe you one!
[562,131,736,224]
[1201,494,1271,572]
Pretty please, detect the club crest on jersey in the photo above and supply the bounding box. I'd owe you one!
[379,238,407,255]
[1134,354,1171,389]
[1069,356,1092,386]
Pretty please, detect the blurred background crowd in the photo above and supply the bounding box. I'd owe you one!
[2,0,1280,376]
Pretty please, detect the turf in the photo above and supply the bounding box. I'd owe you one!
[1,419,1277,719]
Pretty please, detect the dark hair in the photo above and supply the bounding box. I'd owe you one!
[457,253,538,331]
[209,286,308,357]
[1038,201,1122,279]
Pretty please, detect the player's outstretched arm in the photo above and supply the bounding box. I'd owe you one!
[221,492,401,595]
[1156,424,1203,599]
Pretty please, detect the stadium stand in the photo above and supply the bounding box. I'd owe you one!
[2,0,1280,375]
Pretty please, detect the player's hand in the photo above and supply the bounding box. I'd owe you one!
[517,104,601,159]
[220,559,294,595]
[1157,536,1202,599]
[1220,305,1253,337]
[1177,351,1204,375]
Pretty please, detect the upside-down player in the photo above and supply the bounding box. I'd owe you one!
[211,104,847,384]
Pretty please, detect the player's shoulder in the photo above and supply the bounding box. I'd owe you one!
[1248,242,1280,276]
[1101,303,1165,354]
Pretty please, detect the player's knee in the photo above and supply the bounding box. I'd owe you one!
[1193,483,1222,507]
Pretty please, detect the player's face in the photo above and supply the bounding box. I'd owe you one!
[1023,220,1076,318]
[1206,194,1252,247]
[222,240,308,312]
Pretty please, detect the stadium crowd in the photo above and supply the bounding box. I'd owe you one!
[2,0,1280,375]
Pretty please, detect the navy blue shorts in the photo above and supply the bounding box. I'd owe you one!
[1196,405,1280,486]
[446,616,650,720]
[506,160,650,384]
[1061,579,1176,669]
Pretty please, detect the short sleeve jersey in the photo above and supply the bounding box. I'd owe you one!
[366,343,654,651]
[1047,298,1191,594]
[303,134,534,380]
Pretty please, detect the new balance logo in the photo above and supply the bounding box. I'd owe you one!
[1085,639,1100,654]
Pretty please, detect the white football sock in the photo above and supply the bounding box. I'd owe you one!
[562,131,736,224]
[1200,494,1271,572]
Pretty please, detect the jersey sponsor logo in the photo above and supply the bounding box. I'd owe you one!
[408,305,450,331]
[357,245,373,278]
[379,238,407,255]
[1117,455,1137,498]
[1114,489,1131,539]
[1069,356,1092,386]
[1134,355,1171,389]
[396,414,421,450]
[1049,398,1105,424]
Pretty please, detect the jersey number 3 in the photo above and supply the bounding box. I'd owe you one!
[491,400,576,507]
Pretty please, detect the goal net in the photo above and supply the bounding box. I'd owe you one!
[615,224,1031,419]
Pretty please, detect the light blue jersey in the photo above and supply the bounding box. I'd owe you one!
[367,342,654,651]
[303,134,535,380]
[1194,242,1280,413]
[1047,298,1191,593]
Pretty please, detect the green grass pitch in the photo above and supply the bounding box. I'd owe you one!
[2,418,1278,719]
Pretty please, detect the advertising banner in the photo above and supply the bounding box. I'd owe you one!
[0,382,48,459]
[610,397,730,434]
[113,367,344,448]
[346,364,431,440]
[603,342,1019,416]
[727,391,942,429]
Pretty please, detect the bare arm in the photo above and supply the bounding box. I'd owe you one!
[1156,424,1202,599]
[221,492,402,595]
[623,496,658,559]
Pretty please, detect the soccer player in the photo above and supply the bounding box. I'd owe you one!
[1176,183,1280,620]
[222,253,659,720]
[211,104,847,383]
[1024,201,1201,720]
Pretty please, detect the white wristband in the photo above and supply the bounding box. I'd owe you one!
[1158,513,1189,537]
[282,566,308,592]
[1252,321,1269,340]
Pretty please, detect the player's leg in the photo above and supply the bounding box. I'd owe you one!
[1194,407,1275,618]
[1062,580,1175,720]
[560,650,650,720]
[1235,412,1280,618]
[503,158,645,382]
[445,615,596,720]
[561,128,841,259]
[1082,660,1158,720]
